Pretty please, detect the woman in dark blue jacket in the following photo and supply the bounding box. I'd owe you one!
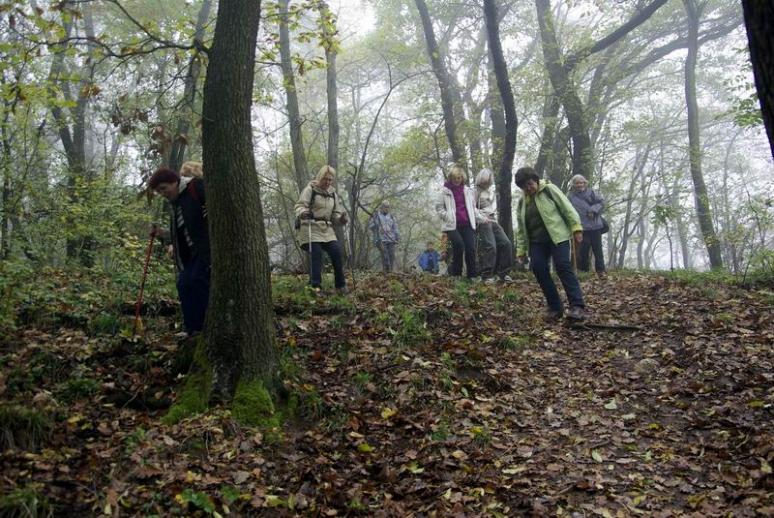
[567,174,606,276]
[149,167,210,336]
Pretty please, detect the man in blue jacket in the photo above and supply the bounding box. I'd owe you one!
[369,201,400,272]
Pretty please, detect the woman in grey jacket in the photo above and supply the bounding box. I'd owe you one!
[567,174,606,275]
[474,168,513,283]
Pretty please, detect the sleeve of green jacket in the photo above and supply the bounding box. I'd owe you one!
[547,184,583,233]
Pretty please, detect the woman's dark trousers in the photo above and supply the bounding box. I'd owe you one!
[308,240,346,289]
[446,224,477,278]
[579,229,606,273]
[177,255,210,334]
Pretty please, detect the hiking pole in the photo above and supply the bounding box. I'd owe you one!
[345,221,357,291]
[571,238,578,273]
[133,225,157,336]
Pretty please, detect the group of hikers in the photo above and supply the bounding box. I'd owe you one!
[147,161,608,336]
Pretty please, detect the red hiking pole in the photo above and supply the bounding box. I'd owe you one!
[133,225,157,336]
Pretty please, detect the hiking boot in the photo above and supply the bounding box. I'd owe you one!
[544,309,563,321]
[566,306,587,321]
[500,274,514,283]
[484,277,497,286]
[336,286,348,295]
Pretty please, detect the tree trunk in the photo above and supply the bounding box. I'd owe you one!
[683,0,723,269]
[534,92,560,178]
[534,0,668,184]
[487,54,506,173]
[202,0,279,399]
[742,0,774,162]
[168,0,213,171]
[534,0,595,182]
[279,0,308,192]
[617,145,651,268]
[320,2,339,170]
[414,0,465,167]
[483,0,516,245]
[318,2,346,259]
[45,0,97,267]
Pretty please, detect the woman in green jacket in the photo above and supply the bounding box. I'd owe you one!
[514,167,587,320]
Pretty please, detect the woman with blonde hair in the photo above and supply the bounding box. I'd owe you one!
[180,161,203,178]
[294,165,348,294]
[436,165,481,279]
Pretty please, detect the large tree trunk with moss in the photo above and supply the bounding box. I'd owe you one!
[741,0,774,162]
[202,0,279,400]
[483,0,516,246]
[414,0,465,167]
[279,0,308,192]
[683,0,723,269]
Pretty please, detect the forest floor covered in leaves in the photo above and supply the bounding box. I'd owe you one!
[1,270,773,517]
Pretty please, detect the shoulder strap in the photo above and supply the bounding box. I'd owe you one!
[542,185,556,205]
[518,184,556,212]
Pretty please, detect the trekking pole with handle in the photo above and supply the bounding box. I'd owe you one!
[571,237,578,272]
[133,224,157,336]
[308,217,313,253]
[341,220,356,291]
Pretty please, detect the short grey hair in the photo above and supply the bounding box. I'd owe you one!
[569,174,588,185]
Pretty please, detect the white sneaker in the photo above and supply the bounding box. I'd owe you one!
[484,277,496,285]
[501,275,513,283]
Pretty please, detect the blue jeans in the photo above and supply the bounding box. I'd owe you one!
[529,240,584,313]
[177,255,210,334]
[304,240,346,289]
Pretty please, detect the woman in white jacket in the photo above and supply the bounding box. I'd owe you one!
[436,165,480,279]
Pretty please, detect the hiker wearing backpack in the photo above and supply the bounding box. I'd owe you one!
[369,200,400,272]
[514,167,587,321]
[295,165,348,294]
[149,167,210,336]
[474,168,513,284]
[436,164,481,280]
[568,174,607,277]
